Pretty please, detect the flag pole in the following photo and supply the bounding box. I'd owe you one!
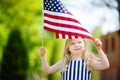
[42,27,44,47]
[42,0,44,47]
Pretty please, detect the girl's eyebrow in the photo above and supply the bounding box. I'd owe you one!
[71,42,74,43]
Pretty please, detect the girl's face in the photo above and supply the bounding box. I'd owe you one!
[69,38,85,55]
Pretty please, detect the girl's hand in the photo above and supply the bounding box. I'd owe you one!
[94,39,102,50]
[40,47,46,57]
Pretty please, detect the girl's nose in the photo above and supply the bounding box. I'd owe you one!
[75,43,79,47]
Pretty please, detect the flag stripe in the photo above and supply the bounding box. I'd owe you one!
[44,23,93,37]
[44,10,80,23]
[44,14,82,29]
[44,10,88,32]
[44,27,94,40]
[44,20,88,32]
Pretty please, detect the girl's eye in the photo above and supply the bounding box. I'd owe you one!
[78,42,82,43]
[71,43,75,45]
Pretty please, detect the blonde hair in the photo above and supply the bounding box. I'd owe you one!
[62,39,97,70]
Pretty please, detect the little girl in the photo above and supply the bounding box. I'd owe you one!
[40,38,109,80]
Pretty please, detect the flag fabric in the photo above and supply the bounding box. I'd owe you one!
[43,0,94,40]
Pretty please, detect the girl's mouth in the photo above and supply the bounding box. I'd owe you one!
[74,48,80,50]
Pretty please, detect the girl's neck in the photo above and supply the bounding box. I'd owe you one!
[71,53,83,60]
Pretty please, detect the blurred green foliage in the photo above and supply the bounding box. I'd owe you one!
[91,27,102,53]
[1,28,29,80]
[0,0,65,79]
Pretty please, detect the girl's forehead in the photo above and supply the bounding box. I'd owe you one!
[70,38,84,42]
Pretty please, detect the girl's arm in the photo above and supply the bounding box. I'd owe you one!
[40,47,63,74]
[88,39,110,70]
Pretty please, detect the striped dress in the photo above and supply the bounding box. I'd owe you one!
[61,59,91,80]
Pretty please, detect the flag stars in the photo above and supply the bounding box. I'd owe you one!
[55,9,58,12]
[63,8,65,10]
[60,10,63,12]
[49,6,52,8]
[44,0,68,14]
[53,6,56,9]
[48,8,50,10]
[58,7,61,10]
[64,10,67,13]
[51,8,54,11]
[47,3,50,5]
[51,3,54,6]
[50,1,52,3]
[44,2,47,5]
[56,4,59,7]
[54,1,57,4]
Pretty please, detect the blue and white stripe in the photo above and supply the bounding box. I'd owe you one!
[61,59,91,80]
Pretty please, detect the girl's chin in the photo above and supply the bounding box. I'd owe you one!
[72,52,82,55]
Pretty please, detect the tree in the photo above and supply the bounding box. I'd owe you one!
[92,0,119,29]
[0,0,43,78]
[0,28,29,80]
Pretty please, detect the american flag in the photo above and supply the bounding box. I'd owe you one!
[43,0,94,40]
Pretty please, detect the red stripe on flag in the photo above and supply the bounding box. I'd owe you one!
[56,33,59,38]
[61,33,64,39]
[44,20,89,32]
[44,27,94,40]
[68,34,72,39]
[44,13,81,24]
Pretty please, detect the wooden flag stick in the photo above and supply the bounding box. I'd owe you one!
[42,0,44,47]
[42,28,44,47]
